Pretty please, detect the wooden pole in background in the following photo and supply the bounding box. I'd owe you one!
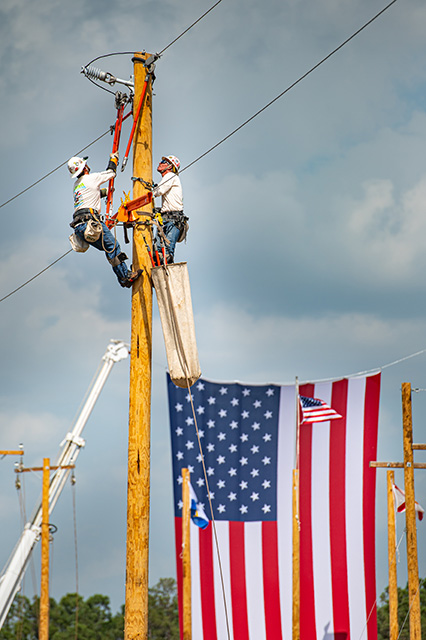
[401,382,421,640]
[387,470,398,640]
[124,51,153,640]
[292,468,300,640]
[39,458,50,640]
[292,378,300,640]
[182,468,192,640]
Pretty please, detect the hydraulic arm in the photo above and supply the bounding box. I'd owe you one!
[0,340,129,629]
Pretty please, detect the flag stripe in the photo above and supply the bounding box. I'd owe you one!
[213,523,232,640]
[191,522,204,639]
[346,377,368,636]
[277,386,296,640]
[329,378,350,635]
[229,521,249,640]
[175,518,184,640]
[311,382,334,637]
[245,523,267,640]
[169,373,380,639]
[199,525,218,640]
[262,521,283,639]
[362,373,381,640]
[299,383,317,640]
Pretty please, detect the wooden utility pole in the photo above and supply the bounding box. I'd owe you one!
[124,51,154,640]
[292,468,300,640]
[15,461,74,640]
[39,458,50,640]
[292,379,300,640]
[182,468,192,640]
[371,382,424,640]
[387,470,398,640]
[401,383,421,640]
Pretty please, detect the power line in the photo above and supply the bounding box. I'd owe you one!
[0,129,112,210]
[81,0,224,93]
[0,0,398,303]
[1,0,398,209]
[158,0,223,55]
[0,0,226,210]
[181,0,398,173]
[0,250,72,303]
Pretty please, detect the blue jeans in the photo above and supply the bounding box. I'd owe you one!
[153,219,180,262]
[75,221,129,284]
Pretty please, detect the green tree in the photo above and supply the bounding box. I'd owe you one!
[0,578,178,640]
[377,578,426,639]
[148,578,179,640]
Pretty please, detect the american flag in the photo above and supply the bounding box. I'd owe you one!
[168,372,381,640]
[299,395,342,424]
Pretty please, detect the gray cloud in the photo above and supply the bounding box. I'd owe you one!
[1,0,426,616]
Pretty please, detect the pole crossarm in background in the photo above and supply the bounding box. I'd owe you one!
[0,451,24,456]
[370,462,426,469]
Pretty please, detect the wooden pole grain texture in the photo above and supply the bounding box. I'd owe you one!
[124,51,153,640]
[401,383,421,640]
[292,468,300,640]
[387,470,398,640]
[182,468,192,640]
[39,458,50,640]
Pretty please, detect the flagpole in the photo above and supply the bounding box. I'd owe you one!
[292,376,300,640]
[182,468,192,640]
[387,470,398,640]
[294,376,300,470]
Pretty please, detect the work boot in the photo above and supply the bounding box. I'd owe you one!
[120,269,143,288]
[165,254,174,265]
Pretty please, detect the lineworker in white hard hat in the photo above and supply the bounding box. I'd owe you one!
[67,153,142,288]
[152,155,187,264]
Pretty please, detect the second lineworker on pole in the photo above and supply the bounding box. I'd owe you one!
[152,155,186,264]
[68,153,143,288]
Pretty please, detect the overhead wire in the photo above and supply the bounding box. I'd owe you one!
[0,250,72,304]
[0,0,225,212]
[0,0,398,303]
[181,0,398,174]
[158,0,223,55]
[80,0,224,94]
[0,130,112,211]
[0,0,397,211]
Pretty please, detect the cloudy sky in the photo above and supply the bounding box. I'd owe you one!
[1,0,426,616]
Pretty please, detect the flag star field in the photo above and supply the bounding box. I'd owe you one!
[168,374,281,522]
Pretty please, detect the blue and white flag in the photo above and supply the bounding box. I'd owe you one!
[189,482,209,529]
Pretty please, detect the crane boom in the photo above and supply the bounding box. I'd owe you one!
[0,340,129,629]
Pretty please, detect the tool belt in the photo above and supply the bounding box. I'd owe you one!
[161,211,189,243]
[70,208,100,229]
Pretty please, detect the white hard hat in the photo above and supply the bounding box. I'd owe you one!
[162,155,180,172]
[68,156,88,179]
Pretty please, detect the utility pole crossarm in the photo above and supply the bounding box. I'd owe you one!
[0,451,24,456]
[370,462,426,469]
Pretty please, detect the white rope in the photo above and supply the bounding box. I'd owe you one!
[159,265,231,640]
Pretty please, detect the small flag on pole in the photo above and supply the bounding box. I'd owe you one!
[189,482,209,529]
[300,395,343,424]
[392,483,424,521]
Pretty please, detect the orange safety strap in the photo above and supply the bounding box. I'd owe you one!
[121,73,151,172]
[105,103,125,223]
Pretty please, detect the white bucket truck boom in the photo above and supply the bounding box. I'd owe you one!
[0,340,129,629]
